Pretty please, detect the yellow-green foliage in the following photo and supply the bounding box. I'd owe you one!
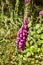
[0,0,43,65]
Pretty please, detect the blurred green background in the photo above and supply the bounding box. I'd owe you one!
[0,0,43,65]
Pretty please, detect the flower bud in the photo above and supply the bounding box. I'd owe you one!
[16,37,20,44]
[39,11,43,16]
[24,0,31,3]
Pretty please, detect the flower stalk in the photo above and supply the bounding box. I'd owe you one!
[16,0,30,52]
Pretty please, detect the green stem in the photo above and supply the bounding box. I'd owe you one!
[15,0,19,18]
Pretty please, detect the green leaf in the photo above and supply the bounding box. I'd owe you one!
[30,45,37,53]
[37,29,41,34]
[26,42,29,47]
[23,48,30,53]
[27,52,31,57]
[30,40,33,46]
[27,37,31,41]
[35,24,40,30]
[37,40,43,44]
[40,34,43,39]
[28,21,32,27]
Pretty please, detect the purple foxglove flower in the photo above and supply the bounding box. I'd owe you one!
[16,37,20,44]
[19,28,23,33]
[23,29,28,33]
[39,11,43,16]
[17,33,20,37]
[23,40,26,44]
[23,36,26,40]
[21,40,24,43]
[26,33,28,37]
[20,34,23,38]
[19,45,22,48]
[22,24,24,27]
[19,42,23,48]
[17,28,23,35]
[19,42,23,46]
[20,48,24,52]
[24,20,28,25]
[24,25,28,29]
[23,32,26,36]
[16,11,28,52]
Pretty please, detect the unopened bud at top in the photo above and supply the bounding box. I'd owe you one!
[39,11,43,16]
[24,0,31,3]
